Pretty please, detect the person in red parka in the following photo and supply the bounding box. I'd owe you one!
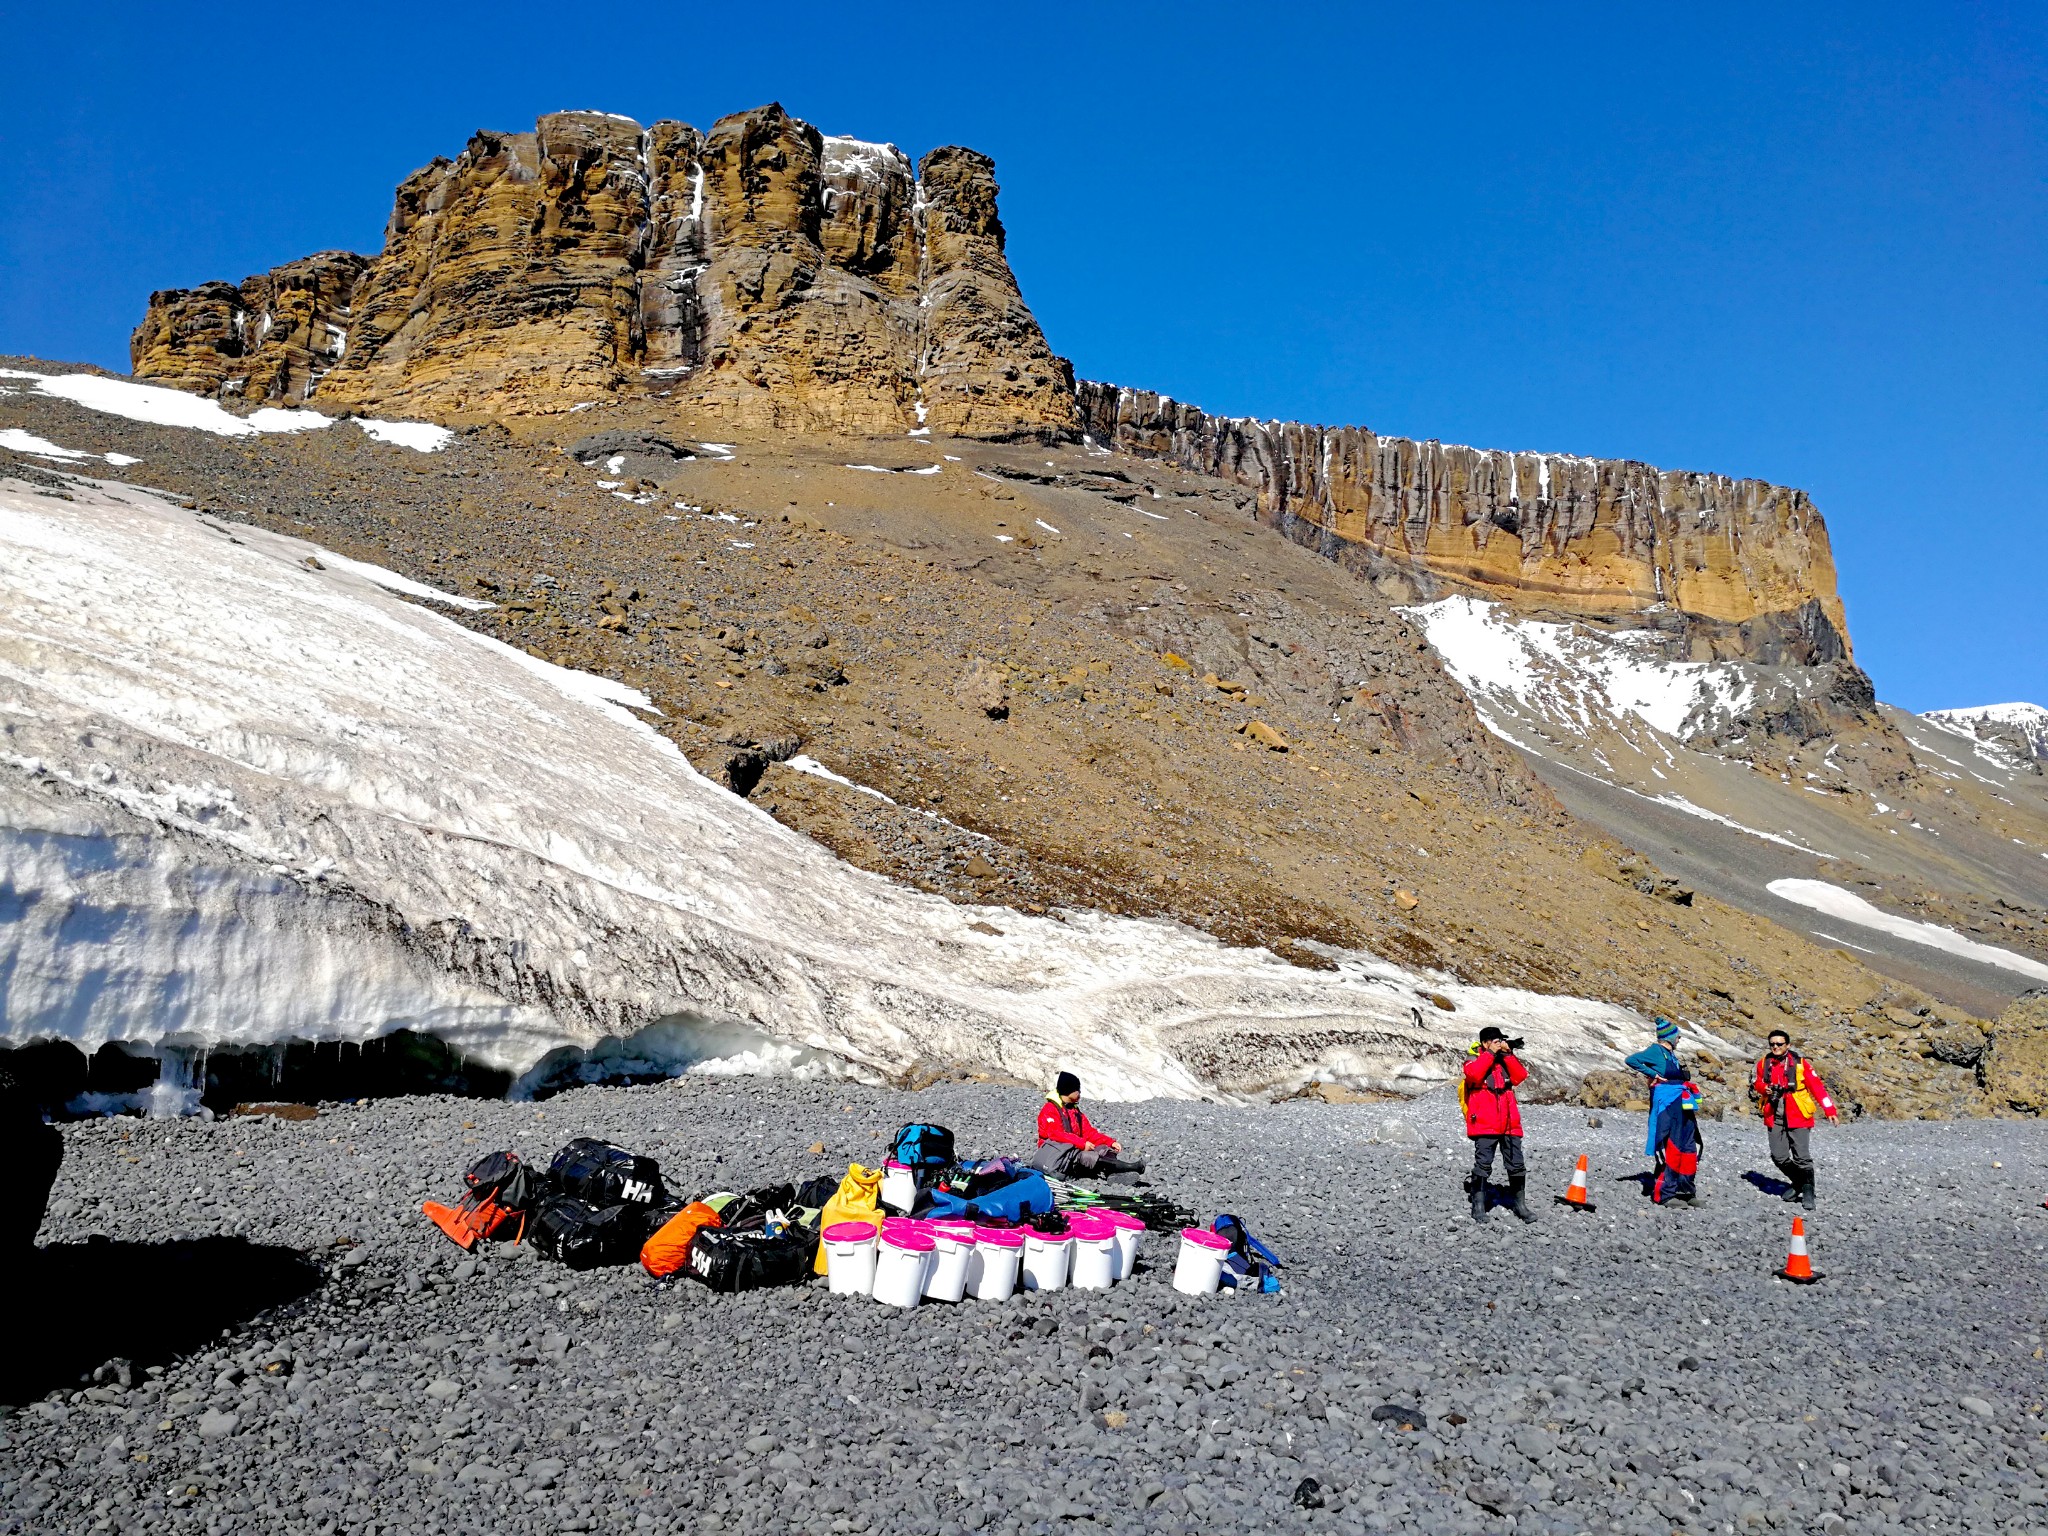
[1463,1027,1535,1223]
[1752,1029,1838,1209]
[1033,1072,1145,1180]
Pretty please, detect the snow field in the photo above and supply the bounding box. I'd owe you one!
[0,478,1657,1102]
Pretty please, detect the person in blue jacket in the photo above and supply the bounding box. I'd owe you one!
[1625,1017,1703,1205]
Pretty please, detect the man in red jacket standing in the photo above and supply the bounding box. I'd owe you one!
[1463,1027,1536,1223]
[1752,1030,1838,1209]
[1034,1072,1145,1179]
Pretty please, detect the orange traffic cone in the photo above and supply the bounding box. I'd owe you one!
[1553,1154,1597,1212]
[1777,1216,1823,1284]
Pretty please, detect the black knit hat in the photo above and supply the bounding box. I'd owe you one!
[1477,1027,1508,1044]
[1055,1071,1081,1097]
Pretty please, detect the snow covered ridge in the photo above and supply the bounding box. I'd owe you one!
[0,478,1664,1104]
[1921,703,2048,769]
[0,368,451,452]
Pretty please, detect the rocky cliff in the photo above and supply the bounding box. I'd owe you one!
[128,107,1859,670]
[1076,382,1852,665]
[131,107,1077,439]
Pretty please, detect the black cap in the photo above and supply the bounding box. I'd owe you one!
[1478,1027,1508,1044]
[1055,1071,1080,1097]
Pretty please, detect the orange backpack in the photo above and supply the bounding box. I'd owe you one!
[640,1201,723,1278]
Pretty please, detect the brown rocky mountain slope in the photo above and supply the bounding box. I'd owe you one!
[96,106,2045,1114]
[2,361,2021,1117]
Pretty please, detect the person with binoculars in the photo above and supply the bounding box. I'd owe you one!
[1461,1026,1536,1223]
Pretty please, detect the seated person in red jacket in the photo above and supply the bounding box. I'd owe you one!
[1033,1072,1145,1179]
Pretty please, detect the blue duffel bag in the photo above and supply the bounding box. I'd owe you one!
[923,1169,1054,1223]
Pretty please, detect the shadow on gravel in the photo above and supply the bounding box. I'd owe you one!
[1742,1169,1796,1198]
[2,1237,322,1405]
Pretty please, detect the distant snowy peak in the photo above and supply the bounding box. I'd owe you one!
[1402,595,1764,749]
[1922,703,2048,768]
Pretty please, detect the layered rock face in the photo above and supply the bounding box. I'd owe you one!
[131,107,1078,439]
[1076,382,1851,663]
[130,252,368,404]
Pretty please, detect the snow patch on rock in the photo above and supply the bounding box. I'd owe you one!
[0,368,450,453]
[1767,879,2048,985]
[1403,595,1758,743]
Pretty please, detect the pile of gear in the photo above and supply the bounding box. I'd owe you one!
[420,1122,1281,1303]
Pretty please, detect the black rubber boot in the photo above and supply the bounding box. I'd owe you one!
[1508,1178,1537,1223]
[1470,1184,1489,1224]
[1800,1171,1817,1210]
[1776,1167,1802,1201]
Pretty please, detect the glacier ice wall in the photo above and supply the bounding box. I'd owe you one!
[0,476,1656,1100]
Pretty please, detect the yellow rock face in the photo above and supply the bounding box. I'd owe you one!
[1078,384,1850,656]
[131,105,1079,442]
[129,251,366,404]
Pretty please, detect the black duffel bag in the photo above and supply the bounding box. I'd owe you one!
[683,1225,815,1293]
[547,1138,664,1210]
[529,1194,644,1270]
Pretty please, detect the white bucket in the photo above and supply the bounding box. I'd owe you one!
[1172,1226,1230,1296]
[879,1161,917,1215]
[872,1228,934,1308]
[1103,1211,1145,1281]
[969,1227,1024,1301]
[822,1220,880,1296]
[1020,1229,1072,1292]
[922,1223,976,1303]
[1068,1217,1117,1290]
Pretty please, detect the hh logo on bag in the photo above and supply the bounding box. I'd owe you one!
[620,1178,656,1204]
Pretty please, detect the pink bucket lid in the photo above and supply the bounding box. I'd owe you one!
[1180,1226,1231,1251]
[1101,1210,1146,1232]
[932,1221,978,1242]
[822,1220,879,1243]
[1068,1215,1116,1242]
[974,1225,1026,1247]
[883,1160,911,1172]
[881,1227,935,1253]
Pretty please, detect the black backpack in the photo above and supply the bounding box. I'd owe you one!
[684,1226,814,1292]
[792,1174,839,1210]
[547,1138,664,1210]
[463,1151,541,1215]
[529,1195,644,1270]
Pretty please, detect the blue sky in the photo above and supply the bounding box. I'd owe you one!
[4,4,2041,711]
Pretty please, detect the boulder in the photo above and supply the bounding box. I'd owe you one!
[1980,991,2048,1113]
[1578,1070,1649,1112]
[1923,1020,1987,1068]
[954,657,1009,719]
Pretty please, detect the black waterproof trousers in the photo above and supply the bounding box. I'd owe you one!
[1468,1134,1526,1189]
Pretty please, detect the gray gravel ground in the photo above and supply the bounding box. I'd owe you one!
[6,1079,2048,1536]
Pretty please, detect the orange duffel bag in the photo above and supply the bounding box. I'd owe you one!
[641,1200,722,1278]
